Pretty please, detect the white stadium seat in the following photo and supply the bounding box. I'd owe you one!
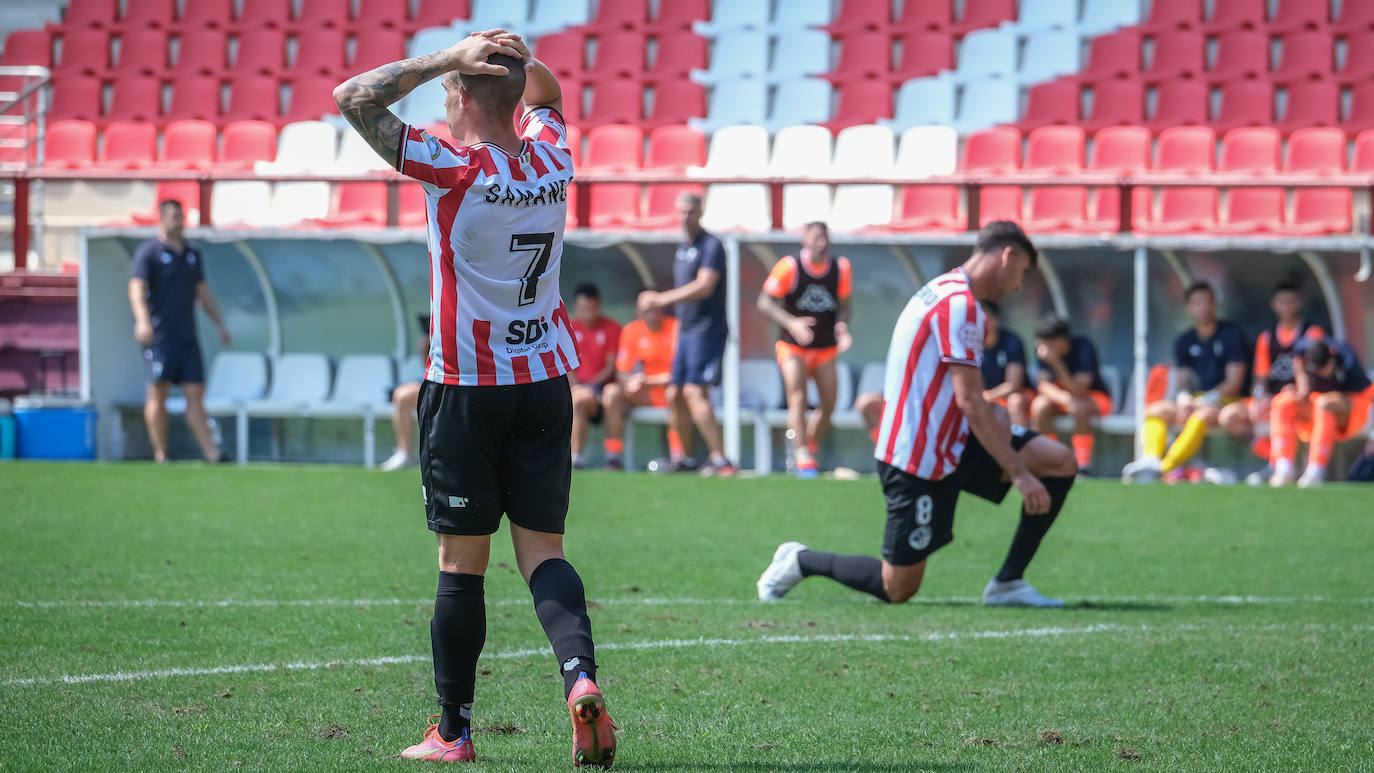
[697,125,771,230]
[769,125,834,229]
[696,124,770,176]
[895,125,959,178]
[461,0,531,32]
[311,354,397,468]
[702,184,771,231]
[202,351,269,414]
[256,121,338,174]
[210,181,274,226]
[829,124,896,231]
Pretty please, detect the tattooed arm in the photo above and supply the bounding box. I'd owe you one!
[332,35,520,169]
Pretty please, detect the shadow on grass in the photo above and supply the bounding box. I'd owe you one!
[629,763,974,772]
[908,599,1171,612]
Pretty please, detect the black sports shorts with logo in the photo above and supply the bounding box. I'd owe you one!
[418,376,572,536]
[879,425,1038,566]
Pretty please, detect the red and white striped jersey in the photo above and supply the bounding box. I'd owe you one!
[399,107,580,386]
[875,267,986,480]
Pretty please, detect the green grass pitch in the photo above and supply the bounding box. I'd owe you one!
[2,463,1372,771]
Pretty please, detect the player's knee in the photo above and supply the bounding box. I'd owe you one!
[1045,442,1079,478]
[683,383,708,406]
[665,384,682,405]
[785,387,807,406]
[603,383,622,405]
[1071,399,1095,420]
[883,578,920,604]
[1315,393,1342,412]
[1196,406,1220,424]
[988,402,1011,427]
[1146,401,1172,421]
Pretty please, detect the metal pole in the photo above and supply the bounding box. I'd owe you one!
[1132,245,1148,460]
[723,235,741,466]
[13,176,29,270]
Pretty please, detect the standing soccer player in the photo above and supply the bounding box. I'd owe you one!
[757,221,852,478]
[757,222,1079,608]
[335,30,616,766]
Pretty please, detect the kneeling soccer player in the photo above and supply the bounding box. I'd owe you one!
[757,222,1078,608]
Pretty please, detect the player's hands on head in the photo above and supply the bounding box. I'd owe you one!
[1014,472,1051,515]
[470,29,532,63]
[787,316,816,346]
[134,319,154,346]
[448,34,522,75]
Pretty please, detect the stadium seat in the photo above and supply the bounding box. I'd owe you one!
[694,29,767,83]
[1271,32,1334,85]
[1278,80,1339,133]
[1216,127,1282,233]
[61,0,117,28]
[396,29,457,125]
[353,0,407,29]
[643,79,707,129]
[296,0,350,29]
[1015,79,1081,131]
[829,124,896,231]
[235,0,293,30]
[584,124,644,228]
[461,0,531,33]
[1023,125,1088,231]
[111,30,168,78]
[645,31,708,83]
[230,29,286,78]
[135,181,202,225]
[1078,30,1141,85]
[334,126,391,173]
[0,29,52,71]
[951,0,1015,36]
[1145,79,1208,131]
[693,0,768,36]
[170,30,229,79]
[888,184,964,231]
[96,121,157,169]
[693,78,767,133]
[165,77,223,124]
[225,77,282,124]
[581,0,646,31]
[158,119,218,169]
[534,30,586,81]
[774,0,834,30]
[1082,78,1144,132]
[961,126,1022,224]
[1018,29,1081,85]
[316,353,394,417]
[765,78,832,132]
[1283,127,1351,234]
[1016,0,1076,32]
[1142,125,1217,233]
[767,125,833,230]
[194,351,268,426]
[1271,0,1331,34]
[1086,125,1153,230]
[952,77,1018,134]
[1336,31,1374,86]
[740,359,784,410]
[1355,130,1374,170]
[218,120,278,169]
[177,0,234,30]
[701,184,770,231]
[586,78,643,126]
[768,28,831,82]
[645,124,706,170]
[590,31,646,79]
[889,31,954,83]
[42,120,97,169]
[405,0,471,33]
[954,27,1017,82]
[646,0,709,34]
[821,31,891,84]
[350,28,406,71]
[55,29,109,77]
[1201,0,1266,34]
[821,0,888,35]
[1343,82,1374,136]
[885,76,956,132]
[292,30,346,78]
[48,77,103,123]
[398,179,428,227]
[267,180,332,225]
[696,125,769,230]
[243,353,332,416]
[282,76,343,123]
[310,182,388,228]
[1079,0,1142,36]
[893,0,951,34]
[822,80,893,133]
[1212,79,1275,133]
[1140,0,1203,33]
[1207,31,1270,84]
[894,125,958,178]
[258,120,337,173]
[1142,31,1205,83]
[697,124,768,175]
[103,77,162,125]
[528,0,591,35]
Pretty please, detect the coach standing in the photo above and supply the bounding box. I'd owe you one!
[127,199,230,463]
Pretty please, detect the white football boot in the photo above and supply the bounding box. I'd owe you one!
[982,578,1065,608]
[380,449,417,471]
[1297,465,1326,488]
[1203,467,1237,485]
[756,541,808,602]
[1270,458,1297,487]
[1245,464,1273,486]
[1121,457,1162,484]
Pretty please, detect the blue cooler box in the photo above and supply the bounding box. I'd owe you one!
[13,396,97,460]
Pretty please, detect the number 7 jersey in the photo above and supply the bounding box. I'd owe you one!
[399,107,580,386]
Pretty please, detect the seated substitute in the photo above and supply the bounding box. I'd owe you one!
[1123,282,1252,484]
[600,302,683,470]
[979,300,1030,427]
[757,221,853,478]
[1030,315,1112,475]
[380,315,431,472]
[1269,338,1373,488]
[568,283,622,469]
[1245,280,1325,484]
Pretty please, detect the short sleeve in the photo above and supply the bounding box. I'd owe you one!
[1224,327,1248,364]
[762,257,797,298]
[398,125,477,190]
[1071,338,1100,376]
[519,106,570,150]
[700,237,725,274]
[1307,325,1327,341]
[934,293,984,366]
[191,248,205,283]
[130,242,153,280]
[837,257,852,299]
[615,333,634,372]
[1174,334,1190,367]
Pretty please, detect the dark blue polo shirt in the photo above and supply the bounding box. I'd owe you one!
[981,330,1026,388]
[1034,335,1109,394]
[1295,338,1372,394]
[1174,320,1249,393]
[673,229,727,340]
[131,239,204,343]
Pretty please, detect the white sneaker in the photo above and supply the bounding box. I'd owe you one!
[982,578,1065,608]
[1121,457,1162,485]
[380,449,417,471]
[756,541,808,602]
[1203,467,1237,486]
[1297,465,1326,488]
[1245,465,1273,486]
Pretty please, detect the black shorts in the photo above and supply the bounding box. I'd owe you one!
[670,330,725,387]
[418,376,572,536]
[142,338,204,385]
[880,425,1038,566]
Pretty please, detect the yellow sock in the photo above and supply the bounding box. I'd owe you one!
[1161,416,1209,473]
[1143,417,1168,459]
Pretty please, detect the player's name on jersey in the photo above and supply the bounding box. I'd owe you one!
[483,179,570,208]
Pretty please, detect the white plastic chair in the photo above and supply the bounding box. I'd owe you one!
[256,121,338,173]
[765,77,833,132]
[1015,0,1079,32]
[895,125,959,177]
[884,76,957,132]
[336,127,393,173]
[769,28,831,82]
[702,184,771,231]
[265,181,332,225]
[244,354,333,414]
[695,124,770,176]
[693,29,769,83]
[954,26,1018,82]
[771,0,832,30]
[829,124,896,230]
[952,76,1019,134]
[1019,28,1081,85]
[856,361,886,398]
[461,0,531,32]
[528,0,589,35]
[806,360,855,411]
[1079,0,1141,35]
[690,79,769,133]
[769,125,834,229]
[203,351,269,413]
[210,181,274,226]
[693,0,770,36]
[740,358,785,410]
[314,354,396,467]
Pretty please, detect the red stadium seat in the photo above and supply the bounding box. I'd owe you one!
[637,182,702,230]
[1216,127,1281,233]
[55,29,109,77]
[1211,79,1275,133]
[296,0,350,29]
[1344,82,1374,137]
[399,179,427,227]
[586,0,649,31]
[1271,33,1334,85]
[60,0,117,29]
[312,182,388,227]
[235,0,293,30]
[1207,31,1270,84]
[170,30,229,79]
[230,30,286,77]
[961,126,1021,224]
[823,0,892,36]
[158,119,218,169]
[1082,78,1145,132]
[559,87,584,125]
[282,76,341,123]
[103,77,163,125]
[821,80,893,133]
[535,30,587,81]
[1334,1,1374,35]
[354,0,407,29]
[887,186,964,231]
[589,32,645,78]
[224,77,281,124]
[96,121,157,169]
[177,0,234,30]
[1086,125,1152,230]
[291,30,346,78]
[586,79,643,127]
[585,124,644,228]
[1016,79,1081,131]
[1271,0,1330,34]
[407,0,471,33]
[564,125,583,166]
[1278,80,1340,133]
[893,0,952,34]
[111,30,169,79]
[1140,0,1202,33]
[218,120,278,168]
[1142,31,1205,83]
[1,29,51,68]
[644,31,706,83]
[1078,29,1140,85]
[351,28,406,71]
[646,0,709,34]
[165,77,224,123]
[124,181,203,226]
[117,0,176,31]
[1283,127,1350,234]
[1336,32,1374,86]
[823,32,891,83]
[645,124,706,169]
[1145,79,1208,131]
[1024,126,1087,231]
[48,77,103,123]
[1355,130,1374,170]
[42,120,97,168]
[1201,0,1266,34]
[1142,125,1216,233]
[889,32,954,82]
[643,80,706,129]
[952,0,1015,36]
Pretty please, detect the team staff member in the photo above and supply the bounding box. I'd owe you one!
[1030,315,1112,474]
[569,283,622,469]
[638,192,736,476]
[979,300,1030,427]
[1246,280,1325,482]
[757,222,852,478]
[1123,282,1252,484]
[1269,338,1373,488]
[335,30,615,765]
[128,199,231,464]
[758,222,1079,609]
[601,303,682,470]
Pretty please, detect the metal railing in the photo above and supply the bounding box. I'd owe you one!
[1,65,52,268]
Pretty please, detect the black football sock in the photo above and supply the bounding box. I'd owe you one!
[995,475,1075,583]
[797,550,890,602]
[432,571,485,742]
[528,558,597,697]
